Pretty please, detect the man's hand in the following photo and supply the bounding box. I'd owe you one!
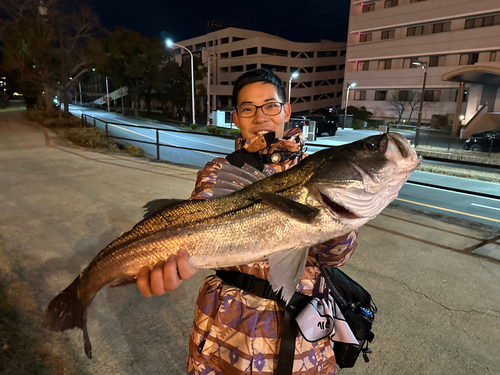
[136,250,198,297]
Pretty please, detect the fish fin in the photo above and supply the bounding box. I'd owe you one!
[258,192,319,223]
[109,275,137,288]
[241,163,271,179]
[142,199,184,219]
[43,276,93,359]
[212,163,268,197]
[268,247,310,304]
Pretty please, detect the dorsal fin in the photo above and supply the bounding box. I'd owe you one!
[142,199,184,219]
[211,162,270,197]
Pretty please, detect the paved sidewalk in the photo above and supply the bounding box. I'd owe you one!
[1,110,499,375]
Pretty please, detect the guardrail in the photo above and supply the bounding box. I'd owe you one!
[81,114,229,161]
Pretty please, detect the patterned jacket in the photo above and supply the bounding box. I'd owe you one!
[187,128,358,375]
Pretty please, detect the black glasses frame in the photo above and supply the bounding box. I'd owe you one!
[235,102,285,118]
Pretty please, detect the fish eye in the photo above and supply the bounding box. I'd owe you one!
[364,142,376,151]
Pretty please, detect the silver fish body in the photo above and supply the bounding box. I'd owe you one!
[44,132,421,359]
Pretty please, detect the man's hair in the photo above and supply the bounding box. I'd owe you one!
[232,68,286,106]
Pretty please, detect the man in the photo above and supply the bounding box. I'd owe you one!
[137,68,358,374]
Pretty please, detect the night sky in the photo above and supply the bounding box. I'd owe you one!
[90,0,351,43]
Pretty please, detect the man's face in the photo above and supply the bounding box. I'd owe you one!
[233,82,291,139]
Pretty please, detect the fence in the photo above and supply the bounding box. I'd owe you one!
[81,114,229,161]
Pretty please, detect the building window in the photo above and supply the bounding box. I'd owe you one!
[231,49,244,57]
[317,51,338,57]
[220,52,229,59]
[221,37,229,44]
[262,47,288,57]
[398,90,409,101]
[381,30,395,39]
[403,57,419,68]
[429,55,446,67]
[362,3,375,13]
[356,61,369,71]
[424,90,441,102]
[246,64,257,71]
[233,37,245,42]
[359,33,372,43]
[354,91,366,100]
[406,26,424,37]
[220,67,229,73]
[432,22,451,34]
[220,81,229,85]
[410,0,426,2]
[246,47,258,55]
[379,60,392,70]
[195,42,206,50]
[459,53,479,65]
[261,64,287,72]
[491,51,498,62]
[230,65,244,73]
[384,0,398,9]
[316,65,337,72]
[465,14,500,29]
[339,64,345,70]
[340,50,346,56]
[338,78,344,84]
[375,91,387,101]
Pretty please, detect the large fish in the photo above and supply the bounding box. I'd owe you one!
[44,132,421,358]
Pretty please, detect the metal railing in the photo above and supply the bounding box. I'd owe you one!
[81,114,229,161]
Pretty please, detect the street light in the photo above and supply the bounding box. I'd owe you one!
[344,82,356,128]
[288,71,299,103]
[105,76,110,112]
[412,61,427,147]
[166,39,195,125]
[206,56,217,126]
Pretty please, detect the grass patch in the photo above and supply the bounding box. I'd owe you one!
[417,164,500,183]
[416,145,500,162]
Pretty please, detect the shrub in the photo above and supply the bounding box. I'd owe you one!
[207,125,217,134]
[190,123,198,130]
[229,129,241,137]
[126,145,145,157]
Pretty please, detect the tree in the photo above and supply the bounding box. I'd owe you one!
[0,0,101,117]
[389,91,407,123]
[85,27,166,117]
[405,91,421,123]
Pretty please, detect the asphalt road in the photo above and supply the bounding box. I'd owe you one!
[1,109,499,375]
[70,106,500,228]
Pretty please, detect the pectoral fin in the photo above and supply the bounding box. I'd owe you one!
[268,247,310,304]
[258,192,319,223]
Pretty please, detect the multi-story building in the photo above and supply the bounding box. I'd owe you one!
[171,27,347,116]
[345,0,500,137]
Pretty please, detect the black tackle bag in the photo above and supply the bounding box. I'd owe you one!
[320,266,377,368]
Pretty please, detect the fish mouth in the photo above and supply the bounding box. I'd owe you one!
[320,193,360,220]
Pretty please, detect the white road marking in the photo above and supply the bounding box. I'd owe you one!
[471,203,500,212]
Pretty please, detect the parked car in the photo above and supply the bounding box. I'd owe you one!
[463,130,500,152]
[289,115,338,137]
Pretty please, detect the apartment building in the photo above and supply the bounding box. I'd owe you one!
[171,27,347,115]
[344,0,500,136]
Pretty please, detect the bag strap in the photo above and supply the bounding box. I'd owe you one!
[215,270,310,375]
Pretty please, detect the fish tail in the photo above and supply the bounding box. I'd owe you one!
[43,276,93,359]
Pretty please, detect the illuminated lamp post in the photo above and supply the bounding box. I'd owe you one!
[344,82,356,128]
[412,61,428,147]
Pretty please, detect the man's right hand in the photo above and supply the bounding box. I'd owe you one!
[136,250,198,297]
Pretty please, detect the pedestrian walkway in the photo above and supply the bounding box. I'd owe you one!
[1,110,499,375]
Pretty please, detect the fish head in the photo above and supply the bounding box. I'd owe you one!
[311,132,422,224]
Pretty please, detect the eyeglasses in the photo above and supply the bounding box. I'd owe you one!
[235,101,284,118]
